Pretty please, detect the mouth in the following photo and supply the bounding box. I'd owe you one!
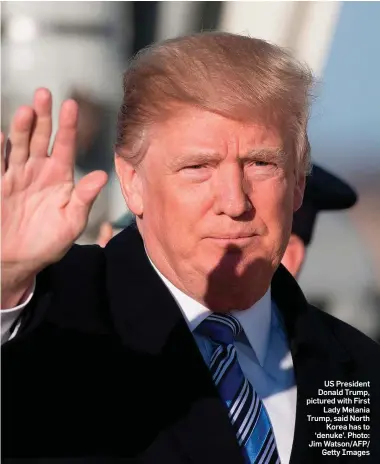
[209,232,257,239]
[207,234,258,245]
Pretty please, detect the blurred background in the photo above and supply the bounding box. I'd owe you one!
[1,2,379,341]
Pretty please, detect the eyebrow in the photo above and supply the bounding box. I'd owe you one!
[170,152,221,169]
[171,147,286,169]
[240,147,287,164]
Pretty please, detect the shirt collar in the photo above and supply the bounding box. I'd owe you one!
[146,251,272,366]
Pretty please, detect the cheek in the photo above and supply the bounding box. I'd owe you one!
[252,178,293,230]
[169,181,211,218]
[146,181,209,238]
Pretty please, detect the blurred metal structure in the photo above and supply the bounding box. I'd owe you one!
[1,2,125,125]
[1,1,127,241]
[218,1,341,77]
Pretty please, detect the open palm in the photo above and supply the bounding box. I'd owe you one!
[1,88,108,276]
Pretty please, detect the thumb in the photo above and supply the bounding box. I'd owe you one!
[67,170,108,225]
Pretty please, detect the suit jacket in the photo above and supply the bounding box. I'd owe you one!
[2,224,380,463]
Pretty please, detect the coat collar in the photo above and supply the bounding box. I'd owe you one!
[271,264,352,364]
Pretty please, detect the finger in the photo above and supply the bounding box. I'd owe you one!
[97,222,114,247]
[51,99,78,166]
[8,106,35,166]
[66,170,108,227]
[1,132,5,175]
[5,138,12,170]
[29,88,53,158]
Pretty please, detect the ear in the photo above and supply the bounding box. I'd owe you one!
[114,153,144,216]
[293,171,306,213]
[281,234,306,278]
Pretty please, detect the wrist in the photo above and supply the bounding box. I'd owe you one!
[1,267,36,309]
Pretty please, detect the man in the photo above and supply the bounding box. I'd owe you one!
[1,32,379,464]
[281,163,358,278]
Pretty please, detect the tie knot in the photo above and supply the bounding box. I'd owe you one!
[198,314,242,345]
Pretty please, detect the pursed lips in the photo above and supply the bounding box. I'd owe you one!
[207,233,258,240]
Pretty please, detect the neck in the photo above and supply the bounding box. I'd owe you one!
[144,243,270,313]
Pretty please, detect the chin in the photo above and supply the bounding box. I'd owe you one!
[202,257,273,311]
[204,287,266,312]
[204,245,271,274]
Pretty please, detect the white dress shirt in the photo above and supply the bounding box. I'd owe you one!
[150,260,297,464]
[1,280,35,343]
[1,259,297,463]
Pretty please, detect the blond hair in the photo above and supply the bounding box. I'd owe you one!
[115,32,313,174]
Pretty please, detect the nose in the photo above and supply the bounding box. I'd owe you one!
[213,163,252,218]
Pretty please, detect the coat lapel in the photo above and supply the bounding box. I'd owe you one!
[104,225,245,464]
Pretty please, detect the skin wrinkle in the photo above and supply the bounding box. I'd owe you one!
[168,147,287,172]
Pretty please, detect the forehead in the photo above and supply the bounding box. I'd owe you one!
[148,106,283,157]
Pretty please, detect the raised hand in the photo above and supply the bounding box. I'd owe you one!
[1,88,108,308]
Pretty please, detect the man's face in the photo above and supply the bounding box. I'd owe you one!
[119,106,304,310]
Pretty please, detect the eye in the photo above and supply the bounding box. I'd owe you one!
[184,164,206,170]
[252,161,270,167]
[180,163,211,181]
[247,160,275,168]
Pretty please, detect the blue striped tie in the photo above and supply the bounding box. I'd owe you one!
[198,313,281,464]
